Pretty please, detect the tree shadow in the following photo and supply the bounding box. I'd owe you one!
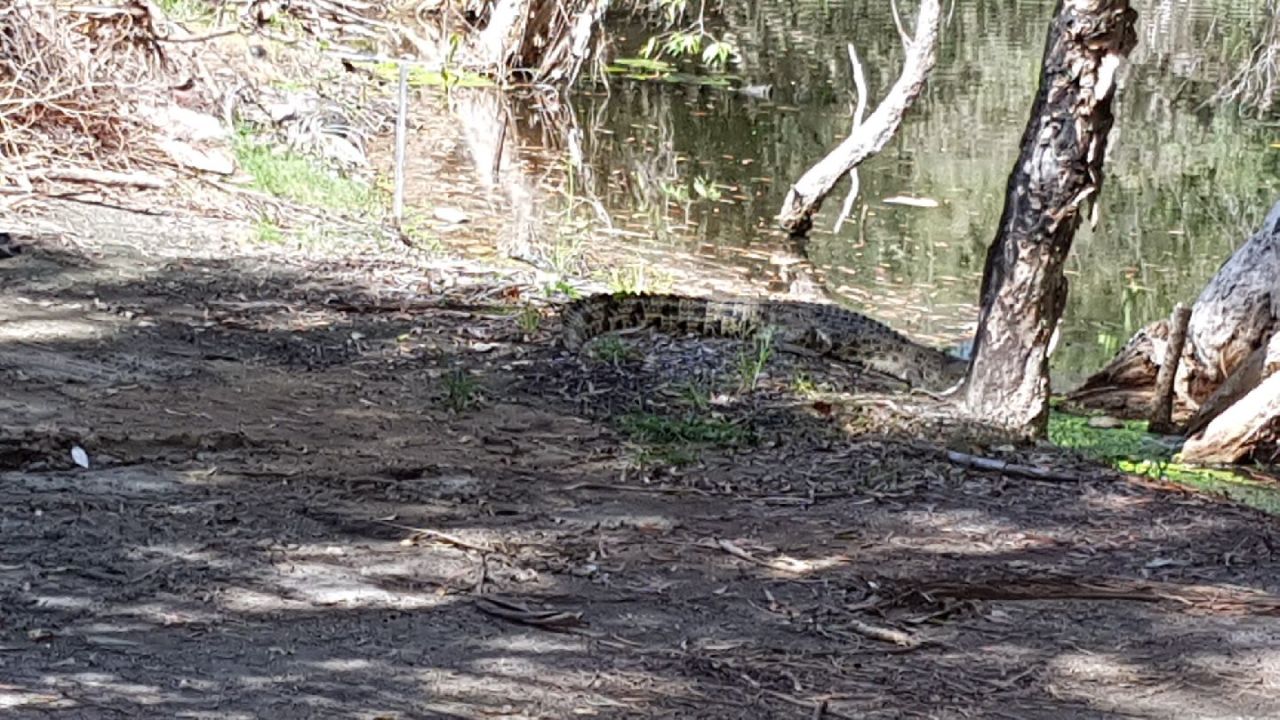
[2,234,1279,719]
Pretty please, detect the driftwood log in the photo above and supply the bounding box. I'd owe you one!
[1182,354,1280,464]
[962,0,1138,436]
[776,0,942,235]
[1068,201,1280,423]
[1069,201,1280,464]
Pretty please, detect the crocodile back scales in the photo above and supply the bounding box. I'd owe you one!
[561,293,967,391]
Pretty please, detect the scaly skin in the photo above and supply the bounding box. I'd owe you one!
[561,293,968,391]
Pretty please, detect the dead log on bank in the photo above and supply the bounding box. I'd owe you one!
[776,0,942,236]
[962,0,1138,436]
[1182,205,1280,405]
[1182,355,1280,464]
[1068,200,1280,423]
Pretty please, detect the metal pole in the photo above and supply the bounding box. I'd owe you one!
[392,61,409,225]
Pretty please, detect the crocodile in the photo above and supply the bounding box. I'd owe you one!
[561,293,968,391]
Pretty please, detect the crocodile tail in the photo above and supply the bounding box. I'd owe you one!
[561,293,708,349]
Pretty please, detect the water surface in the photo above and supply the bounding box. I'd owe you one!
[566,0,1280,386]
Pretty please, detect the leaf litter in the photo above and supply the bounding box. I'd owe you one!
[0,200,1279,718]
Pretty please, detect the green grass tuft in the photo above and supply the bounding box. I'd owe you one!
[589,336,632,364]
[156,0,213,24]
[252,216,285,245]
[736,327,775,392]
[234,132,375,212]
[620,411,749,447]
[442,369,481,412]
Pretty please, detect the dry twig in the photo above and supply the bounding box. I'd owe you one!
[946,449,1087,483]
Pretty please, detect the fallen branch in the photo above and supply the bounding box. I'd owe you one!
[715,538,802,574]
[920,576,1280,616]
[945,450,1086,483]
[376,519,497,554]
[831,42,869,234]
[777,0,942,235]
[843,617,919,648]
[25,167,170,189]
[474,596,588,632]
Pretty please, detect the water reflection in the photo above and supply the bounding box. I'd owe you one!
[571,0,1280,386]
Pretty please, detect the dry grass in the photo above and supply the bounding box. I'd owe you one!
[0,0,174,178]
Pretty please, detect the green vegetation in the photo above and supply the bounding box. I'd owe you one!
[636,0,736,70]
[609,57,677,74]
[790,373,819,398]
[606,264,675,295]
[442,368,481,412]
[397,212,442,253]
[252,216,285,245]
[677,378,713,413]
[621,411,748,446]
[620,410,751,466]
[545,221,588,278]
[233,131,376,212]
[589,335,632,364]
[1048,412,1280,514]
[365,61,494,89]
[516,305,542,335]
[735,328,775,391]
[156,0,212,24]
[542,280,581,299]
[658,175,723,204]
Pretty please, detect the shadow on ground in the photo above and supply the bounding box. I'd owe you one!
[2,210,1279,719]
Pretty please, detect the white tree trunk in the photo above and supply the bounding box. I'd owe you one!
[1068,199,1280,425]
[1182,201,1280,405]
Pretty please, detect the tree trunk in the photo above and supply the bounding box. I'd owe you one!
[962,0,1137,436]
[1183,342,1270,437]
[416,0,610,85]
[451,89,541,263]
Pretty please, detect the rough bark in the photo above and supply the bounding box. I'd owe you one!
[1065,319,1167,414]
[1181,202,1280,404]
[1148,303,1190,434]
[1068,199,1280,420]
[962,0,1138,436]
[776,0,941,235]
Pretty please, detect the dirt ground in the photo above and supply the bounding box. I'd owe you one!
[3,200,1280,720]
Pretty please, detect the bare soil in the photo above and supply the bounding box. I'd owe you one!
[3,200,1280,719]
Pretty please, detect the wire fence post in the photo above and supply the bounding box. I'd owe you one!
[392,61,409,226]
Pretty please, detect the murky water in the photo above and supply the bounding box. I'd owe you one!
[561,0,1280,386]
